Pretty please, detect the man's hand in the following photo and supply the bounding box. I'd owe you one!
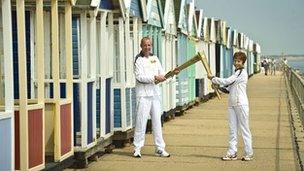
[155,75,166,83]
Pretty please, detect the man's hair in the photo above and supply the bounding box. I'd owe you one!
[140,36,152,47]
[233,51,247,64]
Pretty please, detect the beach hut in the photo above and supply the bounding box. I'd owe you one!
[243,35,249,72]
[231,29,239,71]
[0,0,14,170]
[160,0,177,118]
[70,0,99,152]
[224,27,234,77]
[11,1,45,170]
[200,17,213,96]
[186,1,198,106]
[97,0,115,143]
[42,0,74,167]
[125,0,144,129]
[174,0,189,113]
[142,0,165,113]
[195,10,210,100]
[253,43,261,73]
[204,17,217,96]
[215,19,226,78]
[139,0,166,128]
[9,0,74,170]
[111,0,140,143]
[245,35,252,74]
[69,0,116,167]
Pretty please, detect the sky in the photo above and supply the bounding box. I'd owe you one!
[196,0,304,56]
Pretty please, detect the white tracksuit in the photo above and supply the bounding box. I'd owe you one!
[133,53,166,152]
[211,69,253,156]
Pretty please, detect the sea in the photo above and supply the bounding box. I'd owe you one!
[288,59,304,74]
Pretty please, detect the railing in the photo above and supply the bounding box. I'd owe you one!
[285,65,304,123]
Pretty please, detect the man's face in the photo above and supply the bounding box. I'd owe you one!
[234,57,244,69]
[141,39,152,56]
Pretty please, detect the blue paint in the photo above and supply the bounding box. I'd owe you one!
[130,0,143,17]
[147,0,164,27]
[96,87,101,132]
[12,11,31,99]
[131,88,136,128]
[114,88,121,128]
[73,83,80,145]
[72,16,80,77]
[50,83,54,98]
[0,118,12,171]
[105,78,112,134]
[126,88,131,127]
[49,83,66,98]
[60,83,66,98]
[87,82,94,144]
[99,0,114,10]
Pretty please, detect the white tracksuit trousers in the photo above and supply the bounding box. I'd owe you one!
[133,96,165,152]
[227,105,253,156]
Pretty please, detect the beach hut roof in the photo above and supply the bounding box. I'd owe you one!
[161,0,177,34]
[187,2,197,38]
[75,0,100,7]
[195,9,204,39]
[145,0,164,28]
[226,27,232,48]
[174,0,188,34]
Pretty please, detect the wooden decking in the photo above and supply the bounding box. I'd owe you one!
[67,72,300,171]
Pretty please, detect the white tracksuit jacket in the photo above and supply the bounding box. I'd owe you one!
[211,69,253,156]
[133,53,166,152]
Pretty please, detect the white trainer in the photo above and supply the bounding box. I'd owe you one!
[241,154,253,161]
[133,150,141,158]
[155,150,170,157]
[221,153,237,161]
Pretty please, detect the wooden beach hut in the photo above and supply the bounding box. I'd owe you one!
[195,10,210,100]
[70,0,116,167]
[186,1,198,106]
[8,0,74,170]
[111,0,141,144]
[174,0,189,113]
[42,0,74,167]
[0,0,14,170]
[160,0,177,118]
[215,19,226,78]
[224,27,234,77]
[253,43,261,73]
[142,0,165,116]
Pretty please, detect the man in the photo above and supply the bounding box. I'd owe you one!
[133,37,178,158]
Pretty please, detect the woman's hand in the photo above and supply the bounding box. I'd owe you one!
[207,75,214,80]
[173,68,180,75]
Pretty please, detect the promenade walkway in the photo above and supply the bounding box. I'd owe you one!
[68,73,300,171]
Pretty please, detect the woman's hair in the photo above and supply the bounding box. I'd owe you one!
[140,36,152,47]
[233,51,247,64]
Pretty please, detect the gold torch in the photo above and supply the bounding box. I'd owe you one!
[156,52,221,100]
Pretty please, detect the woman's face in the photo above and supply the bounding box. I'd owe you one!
[234,58,244,69]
